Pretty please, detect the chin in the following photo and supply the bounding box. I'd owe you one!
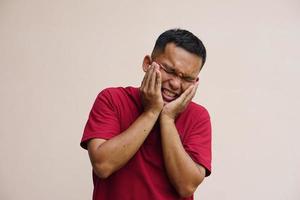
[162,97,176,104]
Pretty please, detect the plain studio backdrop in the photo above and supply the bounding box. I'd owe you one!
[0,0,299,199]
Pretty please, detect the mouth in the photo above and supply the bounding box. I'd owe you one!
[161,88,179,102]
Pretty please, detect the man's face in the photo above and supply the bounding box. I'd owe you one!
[150,43,202,103]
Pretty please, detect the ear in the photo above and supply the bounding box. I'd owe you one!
[142,55,152,72]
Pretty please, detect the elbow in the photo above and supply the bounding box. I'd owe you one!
[176,185,197,198]
[176,177,204,198]
[92,162,113,179]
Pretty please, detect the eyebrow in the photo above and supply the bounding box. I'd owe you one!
[162,63,176,72]
[162,63,196,80]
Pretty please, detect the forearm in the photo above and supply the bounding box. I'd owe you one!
[90,111,160,178]
[160,116,204,197]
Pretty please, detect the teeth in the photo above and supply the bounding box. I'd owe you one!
[163,89,176,97]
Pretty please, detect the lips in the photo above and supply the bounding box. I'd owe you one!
[161,88,178,102]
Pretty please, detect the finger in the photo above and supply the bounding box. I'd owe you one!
[155,67,162,92]
[170,87,191,106]
[141,65,151,87]
[175,85,194,105]
[147,66,156,91]
[152,62,162,92]
[143,65,154,90]
[151,61,160,69]
[191,82,199,98]
[183,84,198,104]
[182,85,194,99]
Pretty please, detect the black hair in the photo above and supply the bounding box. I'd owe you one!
[152,28,207,68]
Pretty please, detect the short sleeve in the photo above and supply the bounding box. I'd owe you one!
[183,109,212,176]
[80,89,121,149]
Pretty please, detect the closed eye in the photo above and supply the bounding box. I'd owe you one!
[164,67,176,74]
[160,64,176,74]
[158,62,197,83]
[182,76,196,82]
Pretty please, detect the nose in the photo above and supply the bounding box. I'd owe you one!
[168,75,181,91]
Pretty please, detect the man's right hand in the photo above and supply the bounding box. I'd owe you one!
[88,62,164,179]
[140,62,164,115]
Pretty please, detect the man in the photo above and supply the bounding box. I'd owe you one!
[80,28,212,200]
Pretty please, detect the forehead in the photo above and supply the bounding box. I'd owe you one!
[154,43,202,75]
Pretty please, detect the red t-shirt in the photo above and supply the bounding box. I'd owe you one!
[81,87,212,200]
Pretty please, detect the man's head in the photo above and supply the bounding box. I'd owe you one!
[143,28,207,103]
[151,29,206,68]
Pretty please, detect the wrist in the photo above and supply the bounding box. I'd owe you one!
[144,108,161,119]
[159,113,175,124]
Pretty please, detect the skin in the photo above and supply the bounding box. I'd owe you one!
[87,42,206,198]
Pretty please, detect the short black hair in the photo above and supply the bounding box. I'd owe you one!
[152,28,207,69]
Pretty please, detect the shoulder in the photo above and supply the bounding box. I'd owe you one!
[97,87,125,97]
[95,86,141,108]
[96,86,138,100]
[98,86,138,96]
[185,102,210,120]
[176,102,211,129]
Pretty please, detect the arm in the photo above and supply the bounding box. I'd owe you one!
[87,65,163,179]
[159,83,206,198]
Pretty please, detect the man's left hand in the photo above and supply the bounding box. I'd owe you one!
[160,83,198,121]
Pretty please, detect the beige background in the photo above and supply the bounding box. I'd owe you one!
[1,0,299,199]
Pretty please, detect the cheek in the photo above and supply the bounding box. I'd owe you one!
[160,79,171,90]
[160,74,169,85]
[181,84,191,92]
